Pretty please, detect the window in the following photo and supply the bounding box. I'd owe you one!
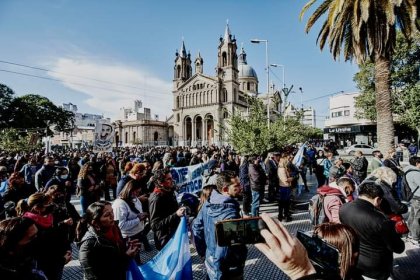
[344,110,350,116]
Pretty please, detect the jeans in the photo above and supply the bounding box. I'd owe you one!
[251,190,261,217]
[408,198,420,240]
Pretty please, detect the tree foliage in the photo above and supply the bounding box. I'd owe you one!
[3,93,75,134]
[0,128,42,153]
[0,84,15,128]
[227,97,321,155]
[354,32,420,131]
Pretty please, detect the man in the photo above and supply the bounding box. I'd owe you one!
[265,153,279,202]
[371,150,383,172]
[404,156,420,242]
[408,142,418,158]
[339,181,405,279]
[248,156,267,217]
[352,150,369,182]
[34,156,56,191]
[192,171,247,280]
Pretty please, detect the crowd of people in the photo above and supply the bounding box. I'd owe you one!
[0,142,419,280]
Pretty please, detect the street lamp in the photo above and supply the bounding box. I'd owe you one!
[251,38,270,128]
[270,63,285,114]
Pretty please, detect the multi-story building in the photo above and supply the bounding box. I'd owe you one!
[283,106,317,127]
[169,24,258,146]
[324,92,376,146]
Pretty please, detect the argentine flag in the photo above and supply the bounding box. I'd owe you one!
[293,143,307,167]
[127,216,193,280]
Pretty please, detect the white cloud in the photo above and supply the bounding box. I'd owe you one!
[48,58,173,121]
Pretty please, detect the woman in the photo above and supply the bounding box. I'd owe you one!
[367,167,408,216]
[3,172,31,205]
[116,163,146,197]
[315,150,326,187]
[45,167,73,202]
[383,148,404,199]
[112,180,151,262]
[277,153,293,222]
[20,192,72,280]
[77,163,100,215]
[197,185,216,213]
[0,217,46,280]
[149,168,185,250]
[100,156,117,201]
[77,201,140,280]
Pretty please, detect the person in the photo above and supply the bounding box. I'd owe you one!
[3,172,31,205]
[45,167,73,201]
[367,167,408,216]
[197,185,216,213]
[20,192,72,280]
[305,144,317,175]
[148,168,185,250]
[34,156,56,191]
[116,162,146,197]
[248,155,267,217]
[323,151,334,185]
[239,155,251,216]
[370,150,383,172]
[316,176,353,224]
[277,153,293,222]
[341,162,359,188]
[99,156,117,201]
[202,159,219,188]
[192,171,247,280]
[77,163,100,215]
[404,156,420,242]
[112,180,151,263]
[0,217,47,280]
[315,150,326,187]
[19,156,39,193]
[77,201,140,280]
[351,151,369,183]
[408,142,418,158]
[383,148,403,199]
[339,181,405,279]
[265,152,280,201]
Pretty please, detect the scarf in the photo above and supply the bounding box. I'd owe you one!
[103,225,124,249]
[23,212,53,229]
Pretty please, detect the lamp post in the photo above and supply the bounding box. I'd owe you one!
[270,63,285,114]
[251,39,270,128]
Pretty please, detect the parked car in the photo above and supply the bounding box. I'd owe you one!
[345,144,375,155]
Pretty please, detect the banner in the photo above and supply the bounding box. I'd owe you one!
[127,216,193,280]
[93,120,114,152]
[170,163,209,194]
[293,143,307,167]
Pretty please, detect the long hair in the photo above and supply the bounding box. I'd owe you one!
[76,201,111,241]
[368,166,397,186]
[0,217,35,253]
[314,223,359,279]
[78,162,93,180]
[19,192,51,214]
[198,185,216,212]
[118,180,141,214]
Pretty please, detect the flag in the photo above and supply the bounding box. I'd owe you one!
[127,216,193,280]
[293,143,307,167]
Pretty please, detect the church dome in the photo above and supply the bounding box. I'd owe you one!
[237,47,258,79]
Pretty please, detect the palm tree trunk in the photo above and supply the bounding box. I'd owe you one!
[374,54,395,153]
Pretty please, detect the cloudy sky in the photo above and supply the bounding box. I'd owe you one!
[0,0,358,125]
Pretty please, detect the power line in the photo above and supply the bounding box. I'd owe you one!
[0,59,171,95]
[0,69,168,100]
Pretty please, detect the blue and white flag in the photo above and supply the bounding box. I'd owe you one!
[127,216,193,280]
[293,143,307,167]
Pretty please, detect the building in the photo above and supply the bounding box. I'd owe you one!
[283,105,317,127]
[114,101,168,146]
[169,24,258,146]
[324,92,376,146]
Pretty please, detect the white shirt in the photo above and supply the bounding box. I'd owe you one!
[112,198,144,238]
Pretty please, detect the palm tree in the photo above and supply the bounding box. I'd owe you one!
[300,0,419,153]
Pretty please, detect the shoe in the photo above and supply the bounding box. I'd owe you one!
[261,198,270,204]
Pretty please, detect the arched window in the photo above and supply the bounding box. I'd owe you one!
[223,88,228,102]
[133,131,136,143]
[177,113,180,122]
[222,52,227,67]
[154,131,159,141]
[125,132,128,143]
[223,111,229,119]
[176,96,180,108]
[247,82,250,91]
[177,65,181,78]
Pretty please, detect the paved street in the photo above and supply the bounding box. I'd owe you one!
[63,173,420,280]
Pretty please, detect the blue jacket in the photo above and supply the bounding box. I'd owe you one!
[192,191,247,280]
[239,163,250,192]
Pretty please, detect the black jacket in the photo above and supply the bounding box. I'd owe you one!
[248,163,267,192]
[149,190,180,250]
[78,227,128,280]
[339,199,405,280]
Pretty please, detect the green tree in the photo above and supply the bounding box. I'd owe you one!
[0,84,15,128]
[6,94,75,134]
[0,128,42,153]
[300,0,419,153]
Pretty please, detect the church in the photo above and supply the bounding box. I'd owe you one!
[169,24,259,147]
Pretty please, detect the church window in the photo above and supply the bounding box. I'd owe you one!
[176,96,180,108]
[223,111,229,119]
[177,114,180,122]
[177,65,181,78]
[133,131,136,143]
[222,52,227,67]
[247,82,250,91]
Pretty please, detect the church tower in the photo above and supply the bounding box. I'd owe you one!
[173,40,192,90]
[194,52,203,74]
[216,23,239,104]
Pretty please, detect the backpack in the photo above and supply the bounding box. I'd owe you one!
[309,193,345,225]
[401,169,420,202]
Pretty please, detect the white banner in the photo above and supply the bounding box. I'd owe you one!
[93,120,114,152]
[171,162,210,194]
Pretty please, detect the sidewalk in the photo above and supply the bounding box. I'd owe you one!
[63,173,420,280]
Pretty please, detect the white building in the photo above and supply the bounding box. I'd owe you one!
[324,92,376,146]
[283,106,316,127]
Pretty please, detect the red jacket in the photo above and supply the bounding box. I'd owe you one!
[317,185,345,223]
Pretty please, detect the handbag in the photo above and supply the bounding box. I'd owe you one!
[389,214,409,235]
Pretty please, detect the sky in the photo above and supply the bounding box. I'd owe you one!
[0,0,359,127]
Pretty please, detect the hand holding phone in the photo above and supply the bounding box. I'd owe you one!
[254,213,316,280]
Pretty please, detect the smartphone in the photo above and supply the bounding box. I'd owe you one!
[215,217,265,246]
[296,231,340,274]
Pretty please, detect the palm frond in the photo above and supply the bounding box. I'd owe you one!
[299,0,318,21]
[305,0,333,32]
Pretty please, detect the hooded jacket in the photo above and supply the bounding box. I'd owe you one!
[192,190,247,280]
[317,185,345,223]
[78,227,128,280]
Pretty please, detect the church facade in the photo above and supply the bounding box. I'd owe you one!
[170,24,259,146]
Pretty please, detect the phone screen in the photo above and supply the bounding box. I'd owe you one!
[296,231,340,273]
[215,217,265,246]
